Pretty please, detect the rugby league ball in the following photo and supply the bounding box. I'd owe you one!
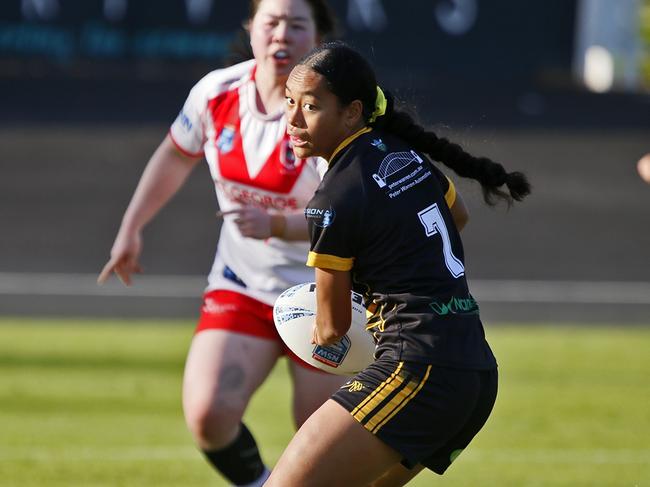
[273,282,375,375]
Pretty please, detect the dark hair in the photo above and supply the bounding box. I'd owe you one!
[299,41,531,206]
[226,0,337,67]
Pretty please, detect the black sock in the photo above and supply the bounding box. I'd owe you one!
[202,423,266,485]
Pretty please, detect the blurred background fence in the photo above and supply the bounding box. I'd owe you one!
[1,0,649,323]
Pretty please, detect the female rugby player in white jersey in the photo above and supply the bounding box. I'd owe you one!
[98,2,342,485]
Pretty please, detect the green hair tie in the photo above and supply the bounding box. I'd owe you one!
[368,86,387,123]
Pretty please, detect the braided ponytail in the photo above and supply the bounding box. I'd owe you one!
[300,41,530,206]
[374,93,530,206]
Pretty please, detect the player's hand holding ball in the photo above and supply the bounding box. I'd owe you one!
[273,282,375,375]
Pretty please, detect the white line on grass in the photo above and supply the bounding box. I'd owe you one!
[0,446,199,462]
[0,272,204,298]
[1,273,650,304]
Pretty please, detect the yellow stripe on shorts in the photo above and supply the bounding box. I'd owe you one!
[370,365,432,434]
[352,362,404,419]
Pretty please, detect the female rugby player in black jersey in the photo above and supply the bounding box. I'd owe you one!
[266,42,531,486]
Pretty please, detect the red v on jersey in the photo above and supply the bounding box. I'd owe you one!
[208,89,306,195]
[168,60,322,304]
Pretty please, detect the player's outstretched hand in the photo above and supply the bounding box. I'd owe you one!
[97,232,143,286]
[217,207,273,239]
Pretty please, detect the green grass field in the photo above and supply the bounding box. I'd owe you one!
[1,319,648,487]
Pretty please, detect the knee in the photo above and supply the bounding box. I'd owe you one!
[184,396,245,448]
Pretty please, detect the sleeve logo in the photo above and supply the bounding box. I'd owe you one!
[305,206,336,228]
[177,110,193,132]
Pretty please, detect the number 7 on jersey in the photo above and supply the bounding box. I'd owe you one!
[418,203,465,278]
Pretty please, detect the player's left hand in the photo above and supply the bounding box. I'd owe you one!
[218,207,272,239]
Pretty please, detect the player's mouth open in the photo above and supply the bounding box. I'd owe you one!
[273,50,291,63]
[289,135,308,147]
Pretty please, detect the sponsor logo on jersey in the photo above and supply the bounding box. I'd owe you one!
[305,206,336,228]
[217,125,236,154]
[371,138,387,152]
[372,150,423,188]
[429,296,479,316]
[178,110,193,132]
[370,150,434,199]
[216,181,299,210]
[312,336,351,368]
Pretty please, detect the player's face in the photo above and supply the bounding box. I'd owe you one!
[285,66,360,160]
[249,0,318,80]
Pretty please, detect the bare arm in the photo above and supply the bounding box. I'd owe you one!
[449,191,469,231]
[312,268,352,346]
[270,210,310,240]
[217,208,309,241]
[98,135,201,285]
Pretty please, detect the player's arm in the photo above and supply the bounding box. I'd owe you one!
[219,156,328,241]
[313,267,352,346]
[98,135,201,285]
[267,156,328,240]
[218,208,309,241]
[449,191,469,231]
[271,210,310,240]
[119,135,200,234]
[441,173,469,232]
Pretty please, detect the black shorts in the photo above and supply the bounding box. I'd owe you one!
[331,359,498,475]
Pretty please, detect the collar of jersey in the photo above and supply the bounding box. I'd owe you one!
[328,127,373,165]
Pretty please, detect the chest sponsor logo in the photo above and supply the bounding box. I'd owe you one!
[372,150,433,199]
[216,181,299,210]
[305,206,336,228]
[372,150,423,188]
[429,296,479,316]
[217,125,236,154]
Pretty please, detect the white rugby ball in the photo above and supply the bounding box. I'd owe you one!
[273,282,375,375]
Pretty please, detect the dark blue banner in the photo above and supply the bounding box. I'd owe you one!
[0,1,576,85]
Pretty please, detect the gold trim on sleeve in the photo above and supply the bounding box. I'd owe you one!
[444,176,457,208]
[306,251,354,271]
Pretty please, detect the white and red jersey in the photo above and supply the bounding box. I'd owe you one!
[170,60,326,305]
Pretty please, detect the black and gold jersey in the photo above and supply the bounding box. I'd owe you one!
[305,128,496,370]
